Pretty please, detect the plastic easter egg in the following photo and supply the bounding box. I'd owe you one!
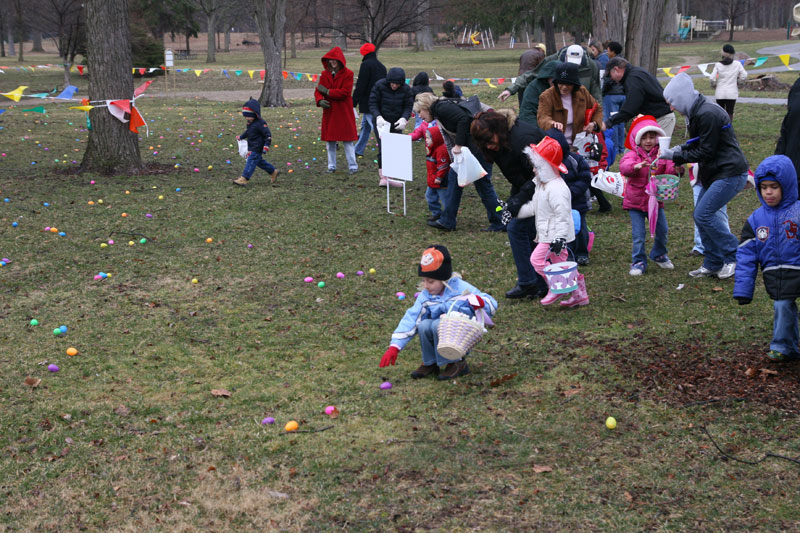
[304,276,314,283]
[44,226,51,231]
[97,199,103,204]
[158,195,164,200]
[247,244,253,249]
[50,227,58,233]
[43,202,49,207]
[12,221,18,227]
[369,268,376,274]
[59,325,67,333]
[397,293,406,300]
[48,364,59,372]
[262,417,275,425]
[88,201,94,205]
[606,417,617,430]
[191,278,198,284]
[145,213,152,218]
[285,420,299,432]
[125,190,130,195]
[380,381,392,390]
[317,281,325,288]
[336,272,345,279]
[176,188,181,192]
[99,272,108,278]
[66,347,78,356]
[58,232,65,237]
[53,328,62,336]
[90,180,95,185]
[121,212,128,217]
[100,243,108,248]
[29,319,38,326]
[140,238,147,244]
[325,405,336,415]
[108,240,114,245]
[356,270,364,276]
[93,274,102,281]
[206,238,213,243]
[128,241,134,246]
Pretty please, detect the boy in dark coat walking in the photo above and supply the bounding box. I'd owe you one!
[234,98,277,186]
[352,43,387,157]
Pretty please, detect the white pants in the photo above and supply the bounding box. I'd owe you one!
[326,141,358,171]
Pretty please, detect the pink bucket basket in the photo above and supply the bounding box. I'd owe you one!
[653,174,680,202]
[437,299,486,361]
[543,261,579,294]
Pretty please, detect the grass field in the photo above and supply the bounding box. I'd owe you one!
[1,39,800,531]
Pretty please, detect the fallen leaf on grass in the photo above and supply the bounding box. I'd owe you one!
[712,287,723,292]
[266,490,289,499]
[211,389,231,397]
[745,367,757,378]
[24,377,41,388]
[114,405,131,416]
[760,368,778,376]
[327,407,340,419]
[490,373,517,387]
[561,386,582,397]
[624,491,634,503]
[207,465,216,472]
[532,464,553,473]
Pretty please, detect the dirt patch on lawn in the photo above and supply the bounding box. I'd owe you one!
[598,337,800,415]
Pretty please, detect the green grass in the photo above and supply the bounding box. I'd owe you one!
[1,42,800,531]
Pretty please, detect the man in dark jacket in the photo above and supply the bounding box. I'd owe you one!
[775,77,800,184]
[497,49,545,106]
[660,73,748,279]
[352,43,387,157]
[369,67,414,184]
[604,57,675,139]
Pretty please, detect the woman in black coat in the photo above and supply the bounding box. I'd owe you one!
[470,109,549,298]
[369,67,414,185]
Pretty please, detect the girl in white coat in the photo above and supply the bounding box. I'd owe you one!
[710,44,747,120]
[518,137,576,306]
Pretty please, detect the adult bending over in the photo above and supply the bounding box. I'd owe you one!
[470,109,548,298]
[660,73,748,279]
[369,67,414,186]
[536,62,603,143]
[604,57,675,140]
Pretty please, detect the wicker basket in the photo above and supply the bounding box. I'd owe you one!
[437,300,485,361]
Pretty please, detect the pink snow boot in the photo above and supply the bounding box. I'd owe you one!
[560,274,589,307]
[539,290,564,306]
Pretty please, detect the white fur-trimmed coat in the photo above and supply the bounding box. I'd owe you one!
[517,147,575,243]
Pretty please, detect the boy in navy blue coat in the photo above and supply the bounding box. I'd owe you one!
[734,155,800,362]
[233,98,278,186]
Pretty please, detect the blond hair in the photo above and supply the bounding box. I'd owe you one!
[413,92,439,114]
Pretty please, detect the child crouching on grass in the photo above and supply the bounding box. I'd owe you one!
[424,126,449,224]
[619,115,682,276]
[233,98,279,187]
[379,245,497,380]
[734,155,800,362]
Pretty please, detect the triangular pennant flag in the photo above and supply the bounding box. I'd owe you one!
[677,65,690,74]
[282,70,288,79]
[431,69,444,80]
[484,78,496,88]
[662,67,674,77]
[128,105,145,133]
[497,78,505,84]
[696,63,710,76]
[260,70,265,80]
[294,73,302,81]
[222,69,229,78]
[131,68,136,74]
[69,105,94,112]
[0,109,5,115]
[1,86,28,101]
[108,99,131,123]
[56,85,78,99]
[510,77,517,83]
[28,93,50,98]
[780,54,793,70]
[738,59,746,65]
[77,65,84,75]
[148,68,157,73]
[194,70,202,77]
[134,79,154,97]
[22,106,46,113]
[203,69,210,74]
[235,70,242,76]
[754,56,768,67]
[471,78,479,85]
[306,73,313,81]
[138,68,146,75]
[248,70,255,79]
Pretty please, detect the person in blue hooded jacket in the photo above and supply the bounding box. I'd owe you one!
[734,155,800,362]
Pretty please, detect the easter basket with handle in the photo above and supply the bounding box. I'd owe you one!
[437,298,488,361]
[653,174,680,202]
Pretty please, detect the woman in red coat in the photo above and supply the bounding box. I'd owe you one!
[315,47,359,174]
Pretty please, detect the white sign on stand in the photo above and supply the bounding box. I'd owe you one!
[380,129,412,215]
[164,49,174,67]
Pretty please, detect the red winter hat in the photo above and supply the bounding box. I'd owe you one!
[360,43,376,56]
[531,137,568,174]
[625,114,665,150]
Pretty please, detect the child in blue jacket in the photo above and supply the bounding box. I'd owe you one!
[734,155,800,362]
[378,245,497,380]
[233,98,278,186]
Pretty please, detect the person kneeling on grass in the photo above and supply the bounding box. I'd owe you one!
[233,98,278,187]
[379,245,497,380]
[734,155,800,363]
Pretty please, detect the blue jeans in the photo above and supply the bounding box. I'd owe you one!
[694,173,747,270]
[602,94,626,166]
[241,152,275,179]
[772,299,800,358]
[354,113,374,156]
[692,182,727,254]
[507,216,547,289]
[629,207,668,268]
[426,187,447,218]
[418,318,456,366]
[438,148,502,229]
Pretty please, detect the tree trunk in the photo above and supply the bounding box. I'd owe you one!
[541,14,556,57]
[625,0,666,74]
[185,33,191,52]
[15,4,23,63]
[662,0,678,38]
[290,30,296,58]
[80,0,143,175]
[313,0,320,47]
[224,27,230,51]
[63,63,72,86]
[332,0,347,49]
[31,31,44,52]
[206,12,217,62]
[591,0,626,43]
[253,0,287,108]
[7,26,15,56]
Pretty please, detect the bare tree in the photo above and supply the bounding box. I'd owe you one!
[625,0,666,74]
[32,0,85,86]
[192,0,224,62]
[12,0,24,61]
[80,0,143,174]
[415,0,433,51]
[253,0,287,107]
[590,0,626,43]
[725,0,755,41]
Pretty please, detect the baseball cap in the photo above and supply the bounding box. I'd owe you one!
[565,44,584,64]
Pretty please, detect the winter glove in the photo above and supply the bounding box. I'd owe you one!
[262,146,269,153]
[549,238,566,255]
[316,84,329,96]
[379,346,400,367]
[734,296,752,305]
[659,147,675,160]
[319,99,331,109]
[467,294,485,310]
[505,181,536,218]
[376,116,388,130]
[498,89,511,101]
[495,199,513,226]
[393,117,408,130]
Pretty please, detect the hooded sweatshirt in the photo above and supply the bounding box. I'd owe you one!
[735,155,800,301]
[425,126,449,188]
[518,147,575,243]
[519,60,559,125]
[240,98,272,152]
[663,73,748,187]
[618,117,678,212]
[411,72,434,97]
[315,47,358,141]
[368,67,414,124]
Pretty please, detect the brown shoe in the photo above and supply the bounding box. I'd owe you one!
[410,364,439,379]
[233,176,248,186]
[270,169,279,184]
[437,360,469,380]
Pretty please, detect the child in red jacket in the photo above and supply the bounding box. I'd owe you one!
[425,126,449,223]
[619,115,682,276]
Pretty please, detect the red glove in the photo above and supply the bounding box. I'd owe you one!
[262,146,269,153]
[467,294,485,309]
[246,151,252,157]
[379,346,399,367]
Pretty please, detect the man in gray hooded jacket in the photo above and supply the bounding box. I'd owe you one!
[659,73,749,280]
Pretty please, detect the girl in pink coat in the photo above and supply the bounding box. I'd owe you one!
[619,115,681,276]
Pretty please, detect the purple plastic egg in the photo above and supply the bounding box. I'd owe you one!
[262,417,275,425]
[336,272,345,279]
[380,381,392,390]
[356,270,364,276]
[48,364,59,372]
